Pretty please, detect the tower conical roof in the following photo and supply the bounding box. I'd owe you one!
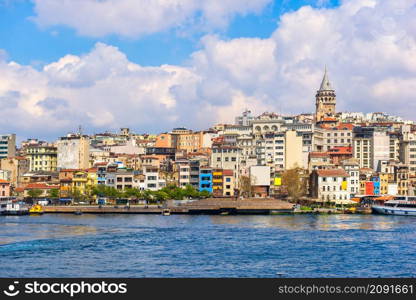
[319,66,333,91]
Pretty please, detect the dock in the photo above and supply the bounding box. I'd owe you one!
[43,198,295,215]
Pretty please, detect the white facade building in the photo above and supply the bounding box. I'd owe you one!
[57,135,90,169]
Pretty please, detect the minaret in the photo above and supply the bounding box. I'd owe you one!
[315,66,336,123]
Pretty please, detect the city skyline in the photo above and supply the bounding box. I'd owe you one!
[0,0,415,140]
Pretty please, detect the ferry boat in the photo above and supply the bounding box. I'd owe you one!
[1,197,16,215]
[372,196,416,216]
[29,204,44,215]
[0,201,6,215]
[3,201,29,215]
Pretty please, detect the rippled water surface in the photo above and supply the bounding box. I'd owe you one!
[0,214,415,277]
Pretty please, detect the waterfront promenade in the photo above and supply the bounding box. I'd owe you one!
[43,198,295,214]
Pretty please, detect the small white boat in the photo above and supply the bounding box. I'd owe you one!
[3,200,29,215]
[372,196,416,216]
[162,209,171,216]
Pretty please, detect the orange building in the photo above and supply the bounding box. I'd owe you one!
[155,133,172,148]
[0,179,11,197]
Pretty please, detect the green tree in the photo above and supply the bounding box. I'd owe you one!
[123,188,142,199]
[183,185,198,198]
[198,190,211,198]
[47,188,59,199]
[27,189,43,199]
[153,191,169,202]
[70,187,87,203]
[142,190,154,202]
[238,175,254,198]
[104,186,122,199]
[281,167,307,202]
[91,184,107,197]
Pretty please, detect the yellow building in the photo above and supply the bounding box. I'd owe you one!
[72,171,88,194]
[212,169,223,197]
[59,168,97,199]
[222,170,235,196]
[171,128,203,153]
[72,169,98,195]
[379,173,389,195]
[26,145,57,172]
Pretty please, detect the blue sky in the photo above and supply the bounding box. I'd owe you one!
[0,0,414,141]
[0,0,340,67]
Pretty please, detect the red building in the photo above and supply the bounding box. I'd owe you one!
[365,181,374,195]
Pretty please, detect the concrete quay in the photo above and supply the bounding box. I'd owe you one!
[43,198,296,215]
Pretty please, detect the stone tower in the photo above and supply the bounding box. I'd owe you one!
[315,67,336,123]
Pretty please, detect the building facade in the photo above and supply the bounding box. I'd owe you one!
[26,145,58,172]
[57,135,90,170]
[0,134,16,159]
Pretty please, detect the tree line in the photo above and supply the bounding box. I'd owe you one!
[25,184,212,202]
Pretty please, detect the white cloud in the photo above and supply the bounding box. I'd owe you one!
[32,0,271,38]
[1,0,416,139]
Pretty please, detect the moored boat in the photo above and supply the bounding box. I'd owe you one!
[29,204,44,215]
[3,200,29,215]
[372,196,416,216]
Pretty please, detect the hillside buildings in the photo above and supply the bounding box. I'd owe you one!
[1,67,415,203]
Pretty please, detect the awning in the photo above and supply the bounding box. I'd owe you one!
[374,196,394,201]
[336,199,358,205]
[59,198,72,202]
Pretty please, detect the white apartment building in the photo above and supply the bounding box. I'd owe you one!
[353,127,389,171]
[341,158,360,195]
[315,124,353,152]
[143,166,165,191]
[211,145,241,178]
[310,169,350,203]
[255,130,303,171]
[177,159,200,189]
[57,134,90,169]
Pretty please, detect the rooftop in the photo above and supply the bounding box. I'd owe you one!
[316,169,349,177]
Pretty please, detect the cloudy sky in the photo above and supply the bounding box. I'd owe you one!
[0,0,415,141]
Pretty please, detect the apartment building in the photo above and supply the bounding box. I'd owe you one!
[199,167,213,193]
[57,134,90,170]
[222,170,235,196]
[341,158,360,195]
[211,145,241,177]
[0,134,16,159]
[309,169,350,203]
[26,144,57,172]
[353,127,390,171]
[316,124,353,151]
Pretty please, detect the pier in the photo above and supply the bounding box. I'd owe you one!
[43,198,295,215]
